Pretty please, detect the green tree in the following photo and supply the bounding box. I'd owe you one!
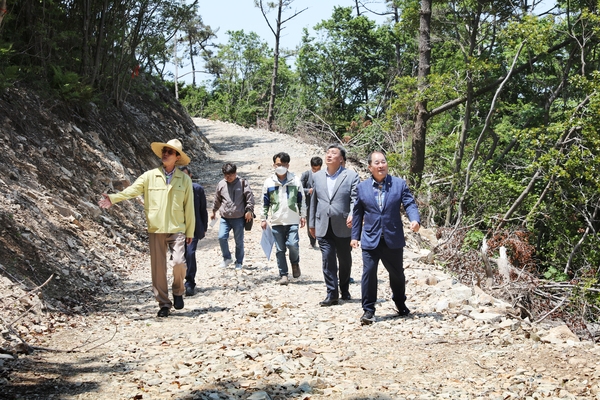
[203,30,272,126]
[296,7,396,135]
[1,0,197,105]
[255,0,306,131]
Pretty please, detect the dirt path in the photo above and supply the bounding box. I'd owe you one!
[3,119,599,399]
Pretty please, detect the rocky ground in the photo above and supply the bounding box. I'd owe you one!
[1,118,599,399]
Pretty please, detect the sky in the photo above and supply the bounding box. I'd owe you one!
[174,0,390,84]
[197,0,387,49]
[174,0,557,85]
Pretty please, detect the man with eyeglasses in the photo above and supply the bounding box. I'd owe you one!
[98,139,195,318]
[351,151,420,325]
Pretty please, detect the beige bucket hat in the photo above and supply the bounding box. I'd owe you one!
[150,139,190,166]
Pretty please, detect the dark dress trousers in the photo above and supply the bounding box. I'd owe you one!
[185,182,208,289]
[351,175,420,313]
[310,167,359,298]
[300,169,317,247]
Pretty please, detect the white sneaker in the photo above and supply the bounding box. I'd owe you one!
[235,263,243,270]
[220,259,232,268]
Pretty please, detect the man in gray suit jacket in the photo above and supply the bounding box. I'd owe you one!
[309,144,360,306]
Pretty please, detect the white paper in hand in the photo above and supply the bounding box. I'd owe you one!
[260,223,275,261]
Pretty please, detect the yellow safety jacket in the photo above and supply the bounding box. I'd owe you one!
[108,167,195,238]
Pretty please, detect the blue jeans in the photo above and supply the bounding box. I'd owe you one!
[218,217,245,264]
[271,224,300,276]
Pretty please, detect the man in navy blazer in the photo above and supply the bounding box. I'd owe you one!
[351,151,420,325]
[309,144,360,306]
[180,166,209,296]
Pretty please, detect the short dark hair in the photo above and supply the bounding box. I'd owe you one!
[326,143,347,161]
[179,166,190,174]
[222,163,237,175]
[367,151,386,165]
[310,156,323,167]
[273,152,290,163]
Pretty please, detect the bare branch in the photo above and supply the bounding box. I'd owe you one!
[455,42,525,228]
[429,39,573,118]
[534,296,569,324]
[564,197,600,274]
[306,110,342,143]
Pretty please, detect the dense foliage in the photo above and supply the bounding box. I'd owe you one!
[0,0,202,104]
[1,0,599,327]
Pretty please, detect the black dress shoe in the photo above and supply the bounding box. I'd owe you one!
[360,311,375,325]
[185,286,195,296]
[157,307,170,317]
[396,304,411,316]
[341,293,351,300]
[319,296,339,307]
[174,295,184,310]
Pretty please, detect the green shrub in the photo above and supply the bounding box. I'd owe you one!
[50,66,95,101]
[462,229,485,252]
[543,266,569,282]
[179,85,210,117]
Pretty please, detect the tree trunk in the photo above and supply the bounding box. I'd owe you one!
[0,0,6,26]
[391,3,401,73]
[411,0,432,187]
[267,0,282,131]
[189,37,196,87]
[257,0,305,131]
[445,4,481,226]
[445,85,471,227]
[81,0,91,77]
[91,0,108,87]
[454,43,525,228]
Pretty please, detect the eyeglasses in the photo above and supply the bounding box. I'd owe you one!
[162,148,176,156]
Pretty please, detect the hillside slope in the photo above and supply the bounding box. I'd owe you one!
[0,82,210,320]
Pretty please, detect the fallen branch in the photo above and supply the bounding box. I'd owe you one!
[32,323,118,353]
[540,283,600,293]
[534,296,569,324]
[73,323,118,353]
[0,274,55,302]
[470,356,494,371]
[515,303,533,321]
[31,345,73,353]
[8,300,43,327]
[306,110,342,143]
[506,312,531,325]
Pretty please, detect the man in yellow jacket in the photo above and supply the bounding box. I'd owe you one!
[98,139,195,318]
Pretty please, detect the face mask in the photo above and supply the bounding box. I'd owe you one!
[275,166,288,175]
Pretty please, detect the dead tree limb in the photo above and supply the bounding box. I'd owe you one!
[534,296,569,324]
[564,196,600,275]
[306,110,342,143]
[454,42,525,228]
[497,94,591,230]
